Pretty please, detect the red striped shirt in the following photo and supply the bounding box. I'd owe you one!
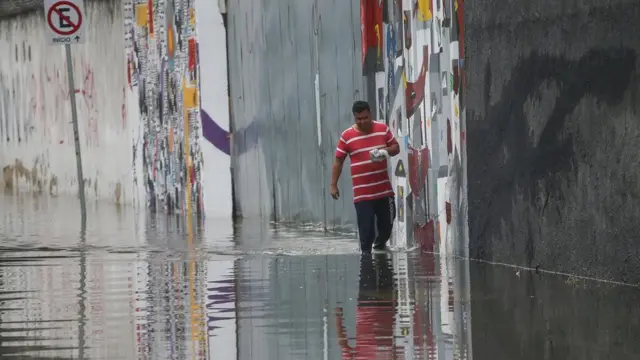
[335,121,398,203]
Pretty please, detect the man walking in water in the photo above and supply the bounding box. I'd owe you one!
[330,101,399,253]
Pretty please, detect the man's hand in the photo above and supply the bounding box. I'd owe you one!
[330,184,340,200]
[370,148,389,162]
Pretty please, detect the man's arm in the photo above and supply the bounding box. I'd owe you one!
[383,126,400,156]
[331,156,345,186]
[331,136,349,199]
[384,141,400,156]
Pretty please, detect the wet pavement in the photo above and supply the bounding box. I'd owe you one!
[0,195,638,359]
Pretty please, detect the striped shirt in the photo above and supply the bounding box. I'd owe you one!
[335,121,398,203]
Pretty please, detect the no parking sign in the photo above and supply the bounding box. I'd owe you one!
[41,0,89,217]
[44,0,87,45]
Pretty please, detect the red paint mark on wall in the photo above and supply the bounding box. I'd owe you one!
[446,118,452,154]
[147,0,154,36]
[188,38,197,71]
[360,0,367,67]
[75,57,99,147]
[407,146,429,197]
[27,57,100,146]
[414,220,435,253]
[360,0,383,73]
[405,46,429,118]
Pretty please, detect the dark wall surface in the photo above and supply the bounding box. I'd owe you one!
[465,0,640,283]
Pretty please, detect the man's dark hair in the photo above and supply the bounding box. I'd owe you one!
[352,101,371,114]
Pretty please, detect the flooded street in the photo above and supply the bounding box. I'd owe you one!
[0,195,638,359]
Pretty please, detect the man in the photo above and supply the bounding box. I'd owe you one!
[330,100,399,253]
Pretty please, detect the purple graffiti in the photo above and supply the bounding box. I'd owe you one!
[201,108,230,155]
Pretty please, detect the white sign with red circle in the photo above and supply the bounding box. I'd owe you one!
[44,0,87,45]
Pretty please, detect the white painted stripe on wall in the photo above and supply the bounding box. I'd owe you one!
[196,0,232,219]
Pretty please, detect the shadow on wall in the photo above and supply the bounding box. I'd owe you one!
[227,0,365,229]
[466,0,640,283]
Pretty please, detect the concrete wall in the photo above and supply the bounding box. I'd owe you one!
[0,2,133,203]
[465,0,640,283]
[228,0,469,255]
[226,0,365,229]
[0,0,232,219]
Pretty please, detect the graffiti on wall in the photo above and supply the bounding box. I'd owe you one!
[126,0,204,215]
[361,0,466,255]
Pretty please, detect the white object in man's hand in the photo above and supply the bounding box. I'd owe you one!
[369,149,389,162]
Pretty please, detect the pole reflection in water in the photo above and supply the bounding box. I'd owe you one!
[77,219,87,360]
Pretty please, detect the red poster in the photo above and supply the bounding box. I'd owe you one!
[188,38,197,71]
[361,0,383,73]
[360,0,366,66]
[147,0,154,36]
[457,0,465,59]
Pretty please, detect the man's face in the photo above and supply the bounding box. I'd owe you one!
[354,110,372,132]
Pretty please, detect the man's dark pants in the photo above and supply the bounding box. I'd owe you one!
[354,196,396,253]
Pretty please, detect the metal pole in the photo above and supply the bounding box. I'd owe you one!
[65,44,87,223]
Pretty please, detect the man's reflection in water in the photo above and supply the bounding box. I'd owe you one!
[335,253,396,359]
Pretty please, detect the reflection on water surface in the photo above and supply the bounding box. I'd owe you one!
[0,195,638,359]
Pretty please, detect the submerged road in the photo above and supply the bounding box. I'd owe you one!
[0,195,638,359]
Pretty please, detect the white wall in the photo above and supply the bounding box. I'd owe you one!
[195,0,232,220]
[0,3,139,205]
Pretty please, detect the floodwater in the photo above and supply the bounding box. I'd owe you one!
[0,195,639,360]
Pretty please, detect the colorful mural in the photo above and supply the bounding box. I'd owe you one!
[361,0,467,255]
[126,0,206,215]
